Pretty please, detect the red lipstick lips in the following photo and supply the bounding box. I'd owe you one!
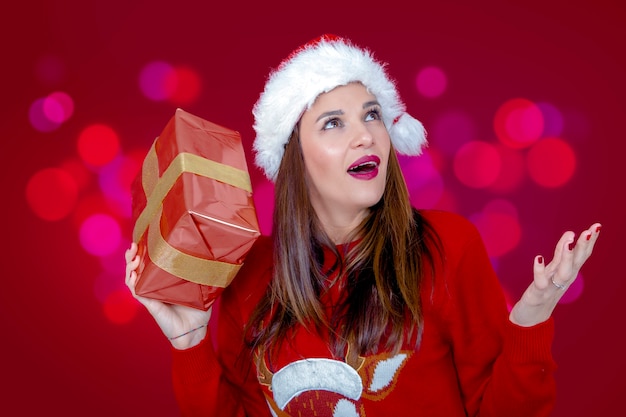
[348,155,380,180]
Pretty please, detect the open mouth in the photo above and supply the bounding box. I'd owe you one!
[347,155,381,179]
[348,160,378,174]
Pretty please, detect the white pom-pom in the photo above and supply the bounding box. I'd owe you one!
[388,113,428,155]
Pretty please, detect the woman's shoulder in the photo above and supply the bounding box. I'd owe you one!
[418,209,479,239]
[223,234,274,304]
[417,209,485,260]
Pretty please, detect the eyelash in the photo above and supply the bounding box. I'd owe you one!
[322,118,341,130]
[321,107,382,130]
[365,107,382,121]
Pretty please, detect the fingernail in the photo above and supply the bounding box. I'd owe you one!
[586,233,591,241]
[568,242,574,251]
[538,256,544,264]
[596,226,602,233]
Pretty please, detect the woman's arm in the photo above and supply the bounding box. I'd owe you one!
[433,214,600,417]
[125,243,237,416]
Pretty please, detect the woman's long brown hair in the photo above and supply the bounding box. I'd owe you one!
[246,127,440,362]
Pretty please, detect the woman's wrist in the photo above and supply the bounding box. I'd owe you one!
[509,298,557,327]
[169,324,209,350]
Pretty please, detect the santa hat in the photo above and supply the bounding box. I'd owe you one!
[252,34,427,181]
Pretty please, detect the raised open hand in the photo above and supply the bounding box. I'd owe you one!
[509,223,602,327]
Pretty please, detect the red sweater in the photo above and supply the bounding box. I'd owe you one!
[171,210,556,416]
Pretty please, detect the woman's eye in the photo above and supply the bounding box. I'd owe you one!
[323,118,341,130]
[365,108,382,121]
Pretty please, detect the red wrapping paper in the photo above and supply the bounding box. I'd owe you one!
[131,108,261,310]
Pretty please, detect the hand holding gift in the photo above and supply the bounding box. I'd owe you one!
[126,108,261,319]
[125,242,211,349]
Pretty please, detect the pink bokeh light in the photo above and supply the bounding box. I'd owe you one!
[77,124,121,168]
[453,141,501,188]
[59,158,94,192]
[99,236,131,276]
[400,153,445,209]
[25,167,78,221]
[471,200,522,258]
[79,213,122,256]
[103,289,140,324]
[429,110,476,156]
[98,154,141,218]
[71,192,118,230]
[29,97,63,132]
[415,66,447,98]
[527,137,577,188]
[557,273,584,304]
[494,98,544,149]
[166,66,202,105]
[43,91,74,123]
[139,60,176,101]
[537,102,564,137]
[139,61,202,105]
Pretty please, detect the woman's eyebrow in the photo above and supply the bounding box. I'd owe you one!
[315,110,344,123]
[315,101,381,122]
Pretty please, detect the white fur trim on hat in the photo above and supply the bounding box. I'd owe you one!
[252,35,427,181]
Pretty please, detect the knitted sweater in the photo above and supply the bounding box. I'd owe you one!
[171,210,556,417]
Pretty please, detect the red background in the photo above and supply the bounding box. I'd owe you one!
[4,0,624,415]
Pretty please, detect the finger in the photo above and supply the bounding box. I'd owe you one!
[125,270,153,308]
[549,232,576,288]
[126,270,137,294]
[125,255,140,284]
[533,255,550,290]
[572,223,602,268]
[553,224,602,287]
[125,265,132,285]
[549,231,575,265]
[124,242,138,263]
[544,231,574,278]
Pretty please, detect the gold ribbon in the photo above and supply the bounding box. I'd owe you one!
[147,206,242,286]
[141,140,159,200]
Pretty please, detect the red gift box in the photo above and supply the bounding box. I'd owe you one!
[131,108,261,311]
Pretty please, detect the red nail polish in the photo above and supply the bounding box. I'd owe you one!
[538,256,543,264]
[568,242,574,251]
[586,234,591,241]
[596,226,602,233]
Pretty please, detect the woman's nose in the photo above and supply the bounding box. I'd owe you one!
[351,122,375,148]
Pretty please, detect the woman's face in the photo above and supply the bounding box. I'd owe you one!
[298,82,391,229]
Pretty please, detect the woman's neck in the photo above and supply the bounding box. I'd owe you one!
[320,213,367,244]
[310,201,370,244]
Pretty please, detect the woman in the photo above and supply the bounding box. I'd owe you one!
[125,35,601,416]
